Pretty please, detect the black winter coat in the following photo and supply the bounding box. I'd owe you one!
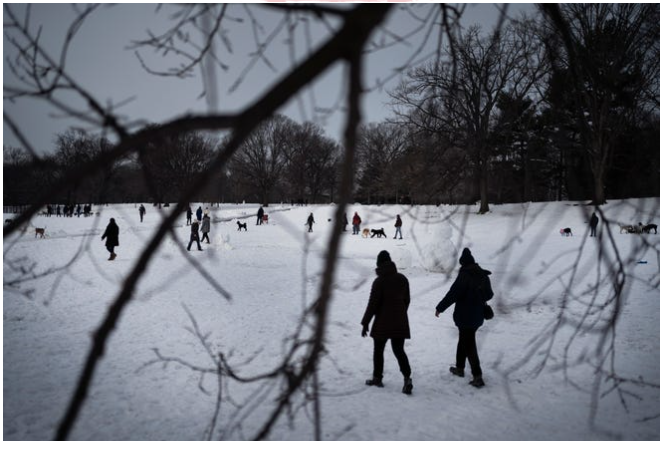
[361,261,411,339]
[436,263,493,328]
[102,221,119,247]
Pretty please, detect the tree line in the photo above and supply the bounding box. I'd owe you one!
[3,5,659,212]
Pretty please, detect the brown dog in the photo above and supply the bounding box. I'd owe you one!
[35,227,46,238]
[361,228,370,238]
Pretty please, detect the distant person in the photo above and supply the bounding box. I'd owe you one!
[101,218,120,261]
[435,248,493,388]
[56,205,61,217]
[589,212,599,237]
[343,213,349,232]
[394,214,403,239]
[352,212,362,235]
[257,206,265,226]
[186,206,192,225]
[201,214,211,244]
[139,204,146,223]
[306,212,315,232]
[361,250,413,395]
[187,220,203,251]
[196,205,203,222]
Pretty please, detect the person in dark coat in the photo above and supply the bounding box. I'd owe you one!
[186,206,192,225]
[101,218,120,260]
[187,220,203,251]
[435,248,493,388]
[196,206,203,222]
[200,214,211,244]
[257,206,265,225]
[343,213,348,232]
[589,212,599,237]
[361,250,413,394]
[306,212,315,232]
[139,204,146,223]
[394,214,403,239]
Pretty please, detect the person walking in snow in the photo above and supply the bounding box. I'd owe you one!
[257,206,265,225]
[101,218,120,261]
[187,220,203,251]
[394,214,403,239]
[139,204,146,223]
[352,212,362,235]
[200,214,211,244]
[343,213,349,232]
[589,212,599,237]
[186,206,192,225]
[435,248,493,388]
[196,205,203,222]
[361,250,413,395]
[306,212,315,232]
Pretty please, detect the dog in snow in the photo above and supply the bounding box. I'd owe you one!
[237,221,247,231]
[640,223,658,234]
[370,228,387,238]
[361,228,370,238]
[35,227,46,238]
[559,228,572,236]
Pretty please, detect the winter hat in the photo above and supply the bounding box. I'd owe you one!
[459,248,475,266]
[376,250,392,267]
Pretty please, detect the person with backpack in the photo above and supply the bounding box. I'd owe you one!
[361,250,413,395]
[435,248,493,388]
[352,212,362,235]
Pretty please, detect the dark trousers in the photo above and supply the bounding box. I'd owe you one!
[372,337,411,379]
[106,244,115,255]
[201,232,210,243]
[187,234,202,250]
[456,327,482,377]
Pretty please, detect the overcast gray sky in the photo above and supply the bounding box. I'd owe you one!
[3,3,536,153]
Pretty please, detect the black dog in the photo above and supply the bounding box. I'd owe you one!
[560,228,572,236]
[642,223,658,234]
[237,221,247,231]
[370,228,387,238]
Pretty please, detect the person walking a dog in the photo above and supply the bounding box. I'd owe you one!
[187,220,203,251]
[201,213,211,244]
[435,248,493,388]
[394,214,403,239]
[589,212,599,237]
[352,212,362,235]
[101,218,120,261]
[361,250,413,395]
[306,212,315,232]
[257,206,264,226]
[139,204,146,223]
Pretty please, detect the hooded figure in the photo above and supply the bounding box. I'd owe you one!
[435,248,493,388]
[101,218,119,260]
[361,250,413,394]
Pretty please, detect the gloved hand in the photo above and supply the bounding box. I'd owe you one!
[361,324,369,337]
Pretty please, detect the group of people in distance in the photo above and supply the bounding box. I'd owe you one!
[100,205,491,393]
[345,211,403,239]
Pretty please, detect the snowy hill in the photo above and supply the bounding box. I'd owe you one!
[3,199,660,440]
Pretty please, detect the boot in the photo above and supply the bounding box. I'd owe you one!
[469,376,485,388]
[110,252,116,260]
[449,366,464,377]
[365,377,384,388]
[402,377,413,395]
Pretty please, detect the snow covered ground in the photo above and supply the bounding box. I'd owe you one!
[3,199,660,440]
